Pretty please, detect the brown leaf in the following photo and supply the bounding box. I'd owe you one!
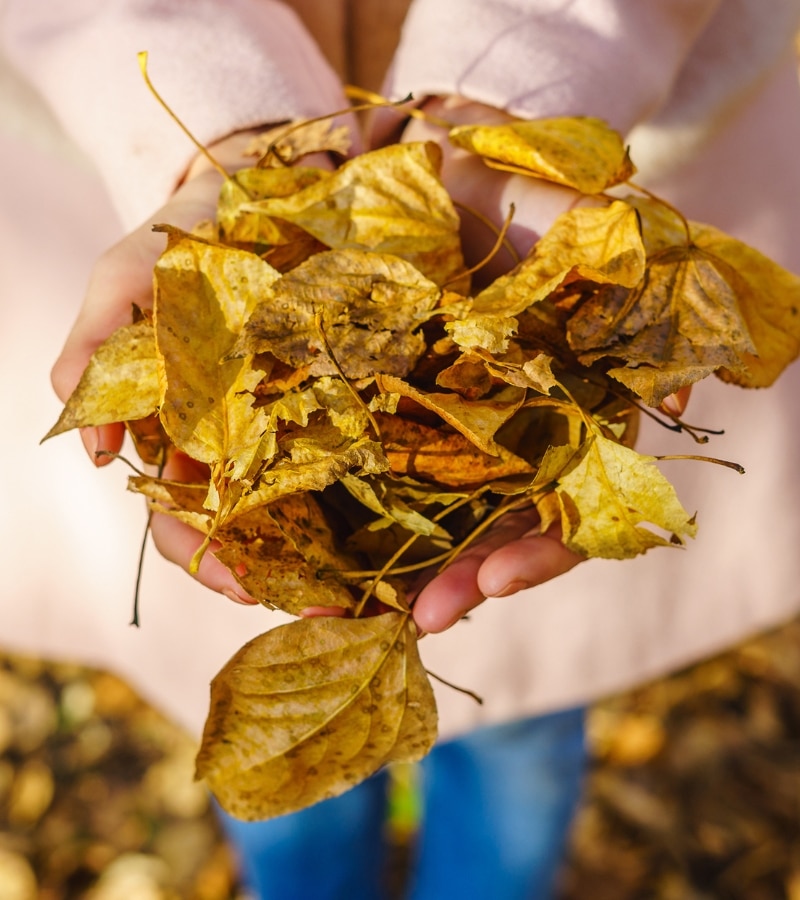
[374,412,533,486]
[195,612,437,820]
[245,119,352,166]
[235,249,441,379]
[215,495,359,614]
[376,375,526,456]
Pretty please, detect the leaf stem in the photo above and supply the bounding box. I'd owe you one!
[445,203,517,287]
[627,180,692,245]
[425,669,484,705]
[655,454,745,474]
[313,312,382,440]
[137,51,231,184]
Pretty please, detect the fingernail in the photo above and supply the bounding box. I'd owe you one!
[222,587,257,606]
[660,394,683,417]
[492,579,531,598]
[82,427,99,463]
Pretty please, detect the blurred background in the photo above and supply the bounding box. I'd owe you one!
[4,620,800,899]
[3,35,800,900]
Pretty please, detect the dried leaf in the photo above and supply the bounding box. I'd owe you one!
[195,613,437,820]
[216,495,359,614]
[692,225,800,387]
[374,412,533,486]
[242,142,465,286]
[448,117,635,193]
[217,166,330,250]
[376,376,526,456]
[450,202,645,351]
[553,434,697,558]
[233,430,389,518]
[246,119,352,166]
[235,249,441,379]
[153,231,281,480]
[43,321,159,440]
[568,243,758,405]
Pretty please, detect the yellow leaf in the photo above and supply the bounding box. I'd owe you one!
[448,117,635,193]
[153,231,282,477]
[43,321,159,440]
[554,435,697,558]
[196,613,437,820]
[340,474,450,539]
[232,431,388,518]
[692,225,800,387]
[242,142,465,286]
[450,202,645,351]
[217,166,330,249]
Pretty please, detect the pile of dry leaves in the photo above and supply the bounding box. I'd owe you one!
[42,92,800,822]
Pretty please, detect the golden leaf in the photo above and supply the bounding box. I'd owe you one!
[232,431,388,518]
[242,142,465,286]
[340,474,450,539]
[195,613,437,820]
[553,434,697,558]
[691,225,800,387]
[153,231,281,479]
[449,202,645,351]
[448,117,635,193]
[235,249,441,379]
[43,321,159,440]
[217,166,330,249]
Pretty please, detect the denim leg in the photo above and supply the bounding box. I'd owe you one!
[215,769,390,900]
[408,707,587,900]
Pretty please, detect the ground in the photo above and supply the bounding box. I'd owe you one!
[3,618,800,899]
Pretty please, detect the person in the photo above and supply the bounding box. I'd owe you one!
[3,1,800,897]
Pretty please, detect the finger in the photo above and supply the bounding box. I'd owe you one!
[411,508,539,633]
[659,385,692,417]
[80,423,126,468]
[476,531,583,599]
[51,172,224,468]
[149,513,258,605]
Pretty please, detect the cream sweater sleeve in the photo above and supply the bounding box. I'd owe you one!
[387,0,800,138]
[2,0,347,228]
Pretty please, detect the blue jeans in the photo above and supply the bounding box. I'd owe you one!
[216,706,586,900]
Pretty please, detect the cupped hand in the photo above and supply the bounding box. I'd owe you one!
[51,167,227,464]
